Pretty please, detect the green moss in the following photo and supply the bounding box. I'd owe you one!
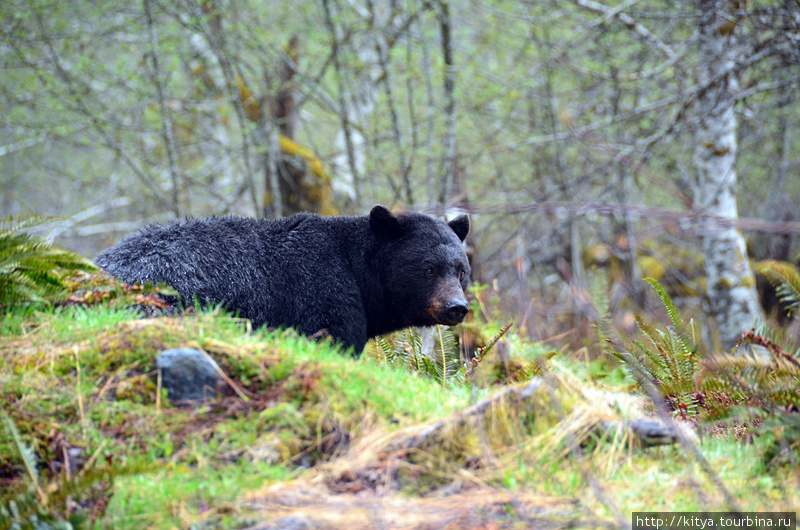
[637,255,666,281]
[1,301,797,527]
[741,274,756,288]
[716,276,733,288]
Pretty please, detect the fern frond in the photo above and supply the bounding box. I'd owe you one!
[634,315,671,365]
[0,213,53,236]
[614,280,721,420]
[644,278,679,325]
[1,411,46,505]
[406,328,421,371]
[756,260,800,316]
[0,214,96,306]
[643,277,694,355]
[589,271,614,354]
[434,325,459,383]
[630,323,676,384]
[375,336,395,364]
[434,325,457,359]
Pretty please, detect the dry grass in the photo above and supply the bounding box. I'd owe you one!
[2,306,798,528]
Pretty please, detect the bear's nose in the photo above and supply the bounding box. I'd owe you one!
[445,299,469,322]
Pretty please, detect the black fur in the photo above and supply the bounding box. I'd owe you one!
[95,205,471,354]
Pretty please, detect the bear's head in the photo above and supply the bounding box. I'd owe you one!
[369,205,471,330]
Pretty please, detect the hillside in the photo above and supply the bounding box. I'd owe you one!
[2,300,797,529]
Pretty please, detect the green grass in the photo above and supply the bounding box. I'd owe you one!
[1,304,141,340]
[0,303,479,527]
[1,302,798,528]
[104,462,295,529]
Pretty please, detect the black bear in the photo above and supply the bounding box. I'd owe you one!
[95,205,471,354]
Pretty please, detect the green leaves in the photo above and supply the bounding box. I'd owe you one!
[610,278,800,427]
[0,214,96,306]
[756,260,800,317]
[374,326,464,385]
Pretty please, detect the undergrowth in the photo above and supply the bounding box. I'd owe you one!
[1,271,798,527]
[0,304,476,527]
[593,271,800,468]
[0,215,95,309]
[368,320,516,386]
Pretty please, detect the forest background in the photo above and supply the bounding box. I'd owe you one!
[2,0,800,350]
[3,1,800,526]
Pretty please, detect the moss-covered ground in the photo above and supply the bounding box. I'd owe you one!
[1,304,797,529]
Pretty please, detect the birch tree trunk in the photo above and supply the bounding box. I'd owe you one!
[692,1,764,351]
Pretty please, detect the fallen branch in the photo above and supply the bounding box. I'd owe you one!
[385,377,543,453]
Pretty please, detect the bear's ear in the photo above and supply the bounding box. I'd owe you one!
[448,215,469,242]
[369,205,403,239]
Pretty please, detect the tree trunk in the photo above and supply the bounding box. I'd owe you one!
[438,0,457,206]
[692,1,764,351]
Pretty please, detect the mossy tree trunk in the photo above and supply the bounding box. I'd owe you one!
[692,1,764,351]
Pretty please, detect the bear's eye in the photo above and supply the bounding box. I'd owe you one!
[459,271,466,280]
[425,268,433,275]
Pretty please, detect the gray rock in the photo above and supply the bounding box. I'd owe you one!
[156,348,222,402]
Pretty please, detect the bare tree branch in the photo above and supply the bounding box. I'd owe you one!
[144,0,182,217]
[570,0,676,59]
[20,10,174,212]
[322,0,362,208]
[0,136,46,158]
[375,21,413,206]
[423,200,800,237]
